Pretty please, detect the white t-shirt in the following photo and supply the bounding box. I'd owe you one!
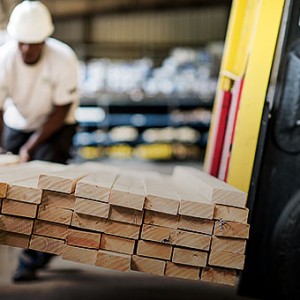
[0,38,79,131]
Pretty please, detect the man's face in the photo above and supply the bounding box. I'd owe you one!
[18,42,44,65]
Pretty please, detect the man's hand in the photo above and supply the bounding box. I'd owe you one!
[19,146,30,162]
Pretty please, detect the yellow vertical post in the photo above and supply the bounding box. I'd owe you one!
[226,0,285,192]
[204,0,261,172]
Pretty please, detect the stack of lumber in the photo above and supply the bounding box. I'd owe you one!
[0,160,249,286]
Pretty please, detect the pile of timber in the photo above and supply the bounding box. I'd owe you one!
[0,160,249,286]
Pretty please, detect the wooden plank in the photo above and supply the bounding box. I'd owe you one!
[213,205,249,223]
[143,210,179,229]
[179,199,215,220]
[171,230,211,251]
[100,234,135,254]
[38,165,90,194]
[0,154,20,165]
[165,262,200,280]
[75,197,110,219]
[172,247,208,267]
[6,177,42,204]
[0,161,64,198]
[62,245,97,265]
[71,212,106,233]
[143,172,180,216]
[66,229,101,249]
[42,190,75,210]
[131,255,166,276]
[0,182,7,199]
[96,249,131,271]
[172,166,247,208]
[0,168,41,199]
[37,204,73,225]
[208,250,245,270]
[75,165,119,202]
[141,224,174,244]
[29,235,65,255]
[1,199,38,218]
[137,240,172,260]
[0,215,33,235]
[211,236,247,254]
[109,206,143,225]
[110,173,145,211]
[104,220,140,240]
[0,231,30,248]
[201,267,237,286]
[214,220,250,239]
[33,220,69,240]
[178,216,214,235]
[165,175,215,220]
[141,224,211,250]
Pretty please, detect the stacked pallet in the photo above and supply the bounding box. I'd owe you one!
[0,161,249,286]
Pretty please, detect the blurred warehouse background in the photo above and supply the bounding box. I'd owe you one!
[0,0,231,163]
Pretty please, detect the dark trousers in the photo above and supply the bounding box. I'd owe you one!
[2,124,77,164]
[3,124,77,271]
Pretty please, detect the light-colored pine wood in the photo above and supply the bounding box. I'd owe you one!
[214,220,250,239]
[38,165,90,194]
[71,212,106,233]
[178,216,214,235]
[33,220,69,240]
[143,210,179,229]
[6,177,42,204]
[179,199,215,220]
[211,236,247,254]
[172,247,208,267]
[29,235,65,255]
[213,205,249,223]
[0,215,33,235]
[110,173,145,211]
[171,229,211,251]
[208,250,245,270]
[104,220,140,240]
[165,262,200,280]
[62,245,97,265]
[100,234,135,254]
[2,199,37,219]
[0,160,64,198]
[96,249,131,271]
[131,255,166,276]
[37,204,73,225]
[172,166,247,208]
[42,191,75,210]
[141,224,175,244]
[201,267,237,286]
[143,172,180,215]
[109,206,143,225]
[66,228,101,249]
[164,175,215,220]
[75,165,119,202]
[137,240,172,260]
[0,154,20,165]
[0,231,30,248]
[0,184,7,199]
[141,224,211,250]
[75,197,110,219]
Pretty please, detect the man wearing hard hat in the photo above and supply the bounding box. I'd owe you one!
[0,1,79,281]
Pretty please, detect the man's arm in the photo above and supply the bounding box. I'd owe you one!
[19,103,72,162]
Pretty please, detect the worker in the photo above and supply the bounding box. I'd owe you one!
[0,1,79,281]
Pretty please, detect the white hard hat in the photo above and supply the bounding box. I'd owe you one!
[7,1,54,43]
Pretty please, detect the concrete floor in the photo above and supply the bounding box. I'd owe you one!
[0,245,258,300]
[0,160,259,300]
